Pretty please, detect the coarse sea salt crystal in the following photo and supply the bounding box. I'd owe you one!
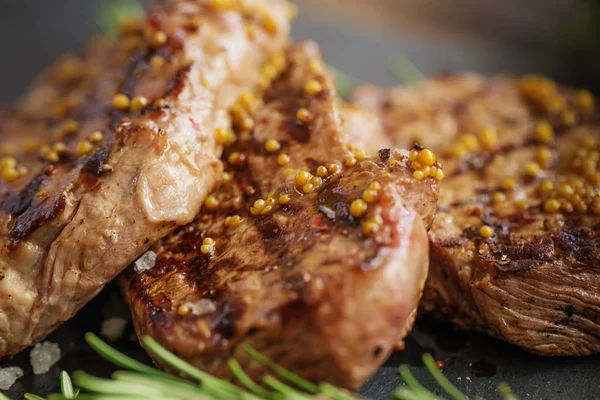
[30,341,61,375]
[100,316,128,342]
[0,366,23,390]
[134,250,157,273]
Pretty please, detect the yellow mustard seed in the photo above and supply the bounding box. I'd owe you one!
[304,80,322,95]
[302,183,315,193]
[558,184,575,197]
[0,157,16,170]
[63,119,80,134]
[434,168,445,181]
[89,131,104,142]
[534,121,554,143]
[216,127,235,146]
[345,157,357,167]
[265,139,280,153]
[448,144,466,159]
[295,171,312,187]
[350,199,368,218]
[131,96,148,112]
[310,176,322,187]
[278,194,291,205]
[204,195,219,210]
[260,205,273,215]
[76,140,93,156]
[560,200,574,213]
[536,147,553,167]
[262,64,278,80]
[308,60,322,74]
[316,166,328,177]
[362,189,378,203]
[524,162,541,177]
[46,151,60,163]
[200,244,212,254]
[228,152,243,165]
[362,221,380,235]
[261,9,278,34]
[582,135,596,149]
[479,225,494,238]
[222,172,232,183]
[501,177,517,191]
[417,149,436,167]
[408,149,419,161]
[539,180,554,194]
[277,154,290,166]
[177,304,189,316]
[480,125,498,150]
[226,215,242,228]
[282,167,295,176]
[382,172,392,178]
[253,199,266,210]
[327,163,341,174]
[492,192,506,202]
[369,182,382,191]
[296,107,312,123]
[413,170,427,180]
[202,237,214,246]
[53,142,67,153]
[112,93,130,110]
[576,90,594,113]
[543,198,561,213]
[354,149,368,160]
[150,55,166,69]
[241,117,255,131]
[151,31,168,47]
[461,134,479,151]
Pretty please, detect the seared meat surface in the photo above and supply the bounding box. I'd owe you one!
[0,0,290,358]
[123,43,440,389]
[352,74,600,355]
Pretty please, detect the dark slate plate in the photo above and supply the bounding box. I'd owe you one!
[1,2,600,399]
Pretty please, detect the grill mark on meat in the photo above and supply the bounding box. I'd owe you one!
[10,194,67,244]
[0,175,45,215]
[123,43,438,388]
[163,64,191,99]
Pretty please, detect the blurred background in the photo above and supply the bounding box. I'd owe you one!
[0,0,598,103]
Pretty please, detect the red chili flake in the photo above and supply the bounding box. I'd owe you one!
[259,116,269,124]
[44,165,55,176]
[435,360,445,371]
[311,216,328,231]
[189,117,200,132]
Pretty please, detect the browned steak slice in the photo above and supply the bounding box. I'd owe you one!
[0,0,291,358]
[352,73,600,355]
[122,42,440,389]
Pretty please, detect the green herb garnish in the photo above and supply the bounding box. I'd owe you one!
[18,332,519,400]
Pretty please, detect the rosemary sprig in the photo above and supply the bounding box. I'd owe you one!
[19,333,519,400]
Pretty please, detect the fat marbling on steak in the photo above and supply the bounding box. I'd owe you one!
[123,42,440,389]
[0,0,291,358]
[352,74,600,356]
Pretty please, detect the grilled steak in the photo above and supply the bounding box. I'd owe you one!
[0,0,290,358]
[123,42,440,389]
[352,74,600,355]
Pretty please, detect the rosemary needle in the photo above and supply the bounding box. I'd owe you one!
[23,395,46,400]
[228,358,268,397]
[397,365,440,400]
[422,354,466,400]
[263,375,313,400]
[498,383,520,400]
[59,371,76,399]
[244,344,318,393]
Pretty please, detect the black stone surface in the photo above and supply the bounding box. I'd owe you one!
[1,2,599,399]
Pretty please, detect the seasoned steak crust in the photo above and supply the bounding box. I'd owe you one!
[352,74,600,356]
[0,0,290,357]
[123,42,439,389]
